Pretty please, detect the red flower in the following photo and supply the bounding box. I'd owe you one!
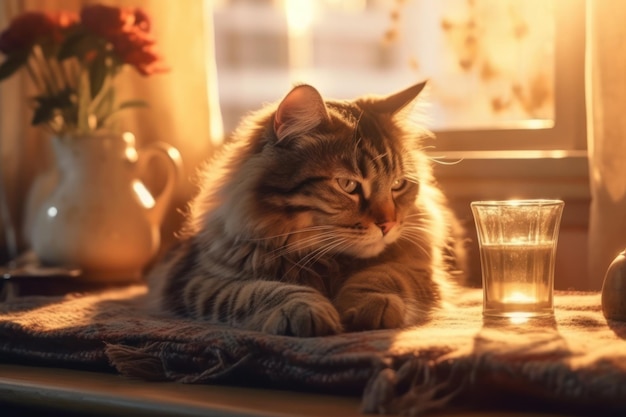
[110,31,168,76]
[80,4,166,75]
[49,12,79,44]
[0,11,76,55]
[80,4,135,40]
[133,8,151,32]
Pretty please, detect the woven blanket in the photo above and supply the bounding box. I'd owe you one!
[1,285,626,416]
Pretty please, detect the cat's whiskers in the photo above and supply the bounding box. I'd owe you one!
[402,172,421,185]
[403,213,435,227]
[428,155,463,165]
[285,240,342,276]
[418,145,437,152]
[408,144,463,165]
[277,234,338,259]
[266,231,340,262]
[352,111,363,142]
[246,227,339,260]
[245,225,336,242]
[278,226,369,278]
[268,225,372,260]
[401,221,432,232]
[282,237,351,280]
[351,139,363,173]
[400,228,432,243]
[397,233,432,259]
[403,212,425,220]
[372,151,389,162]
[402,225,437,241]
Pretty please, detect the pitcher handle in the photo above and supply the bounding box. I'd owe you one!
[137,142,183,226]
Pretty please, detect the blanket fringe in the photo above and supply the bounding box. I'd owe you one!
[105,342,168,381]
[361,358,460,416]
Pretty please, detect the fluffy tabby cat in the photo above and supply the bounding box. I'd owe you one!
[149,82,466,337]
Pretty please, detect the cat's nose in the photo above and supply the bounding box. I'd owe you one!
[376,221,397,236]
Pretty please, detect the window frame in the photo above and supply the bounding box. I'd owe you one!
[429,0,586,153]
[213,0,586,153]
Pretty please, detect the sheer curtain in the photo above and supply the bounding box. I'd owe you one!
[586,0,626,289]
[109,0,223,253]
[0,0,222,261]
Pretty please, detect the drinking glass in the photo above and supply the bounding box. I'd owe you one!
[471,199,564,318]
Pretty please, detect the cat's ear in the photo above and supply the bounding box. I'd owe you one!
[370,81,427,115]
[274,84,329,142]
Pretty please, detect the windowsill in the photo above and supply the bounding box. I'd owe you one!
[429,150,590,202]
[430,150,590,238]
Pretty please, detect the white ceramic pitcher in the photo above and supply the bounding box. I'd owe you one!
[30,131,182,283]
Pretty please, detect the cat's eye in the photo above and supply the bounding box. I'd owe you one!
[391,178,406,191]
[337,178,359,194]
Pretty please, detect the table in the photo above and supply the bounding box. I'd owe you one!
[0,364,578,417]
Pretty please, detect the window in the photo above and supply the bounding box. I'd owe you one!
[212,0,586,153]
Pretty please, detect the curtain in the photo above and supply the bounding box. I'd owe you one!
[107,0,223,254]
[586,0,626,289]
[0,0,58,263]
[0,0,222,262]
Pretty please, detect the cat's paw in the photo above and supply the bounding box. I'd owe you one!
[338,293,406,332]
[262,299,343,337]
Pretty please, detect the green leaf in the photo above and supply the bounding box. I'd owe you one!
[117,100,149,110]
[30,89,74,127]
[57,31,86,60]
[93,84,114,126]
[98,99,149,127]
[33,89,74,108]
[89,53,107,98]
[31,102,55,126]
[0,49,30,82]
[77,68,91,132]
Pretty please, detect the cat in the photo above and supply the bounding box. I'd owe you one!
[148,81,467,337]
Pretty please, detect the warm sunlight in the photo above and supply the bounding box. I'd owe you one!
[213,0,558,135]
[503,291,537,304]
[508,313,531,324]
[284,0,315,76]
[283,0,315,35]
[132,180,156,209]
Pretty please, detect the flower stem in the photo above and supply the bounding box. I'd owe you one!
[76,65,92,133]
[58,58,77,90]
[25,59,46,94]
[48,57,68,92]
[31,45,59,95]
[88,73,113,120]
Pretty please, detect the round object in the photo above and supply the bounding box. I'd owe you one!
[601,249,626,320]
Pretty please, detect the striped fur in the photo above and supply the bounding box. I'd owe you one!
[148,82,467,337]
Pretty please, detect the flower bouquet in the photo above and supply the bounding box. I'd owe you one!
[0,5,177,280]
[0,4,168,135]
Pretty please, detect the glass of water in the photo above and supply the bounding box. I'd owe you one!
[471,199,564,318]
